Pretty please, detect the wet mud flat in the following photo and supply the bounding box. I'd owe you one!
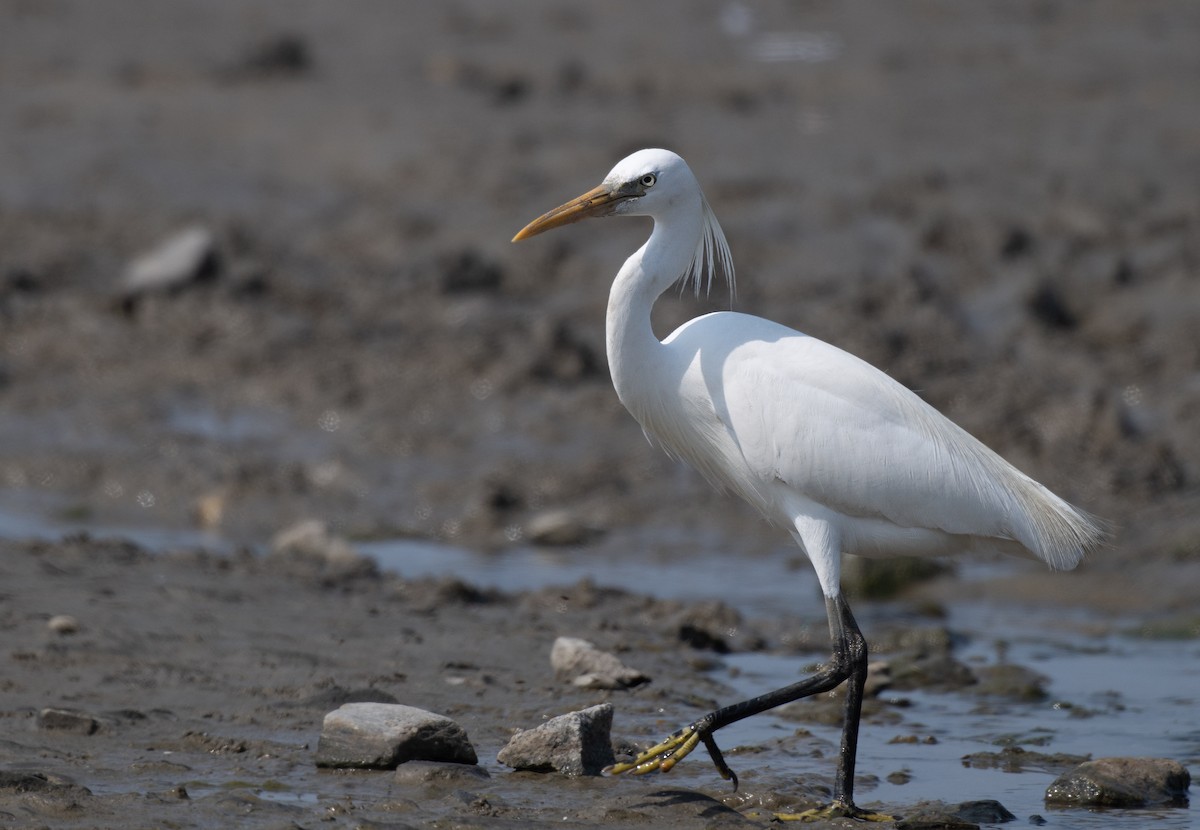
[2,536,1197,829]
[1,1,1200,827]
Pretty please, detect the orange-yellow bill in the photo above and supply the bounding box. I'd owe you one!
[512,183,627,242]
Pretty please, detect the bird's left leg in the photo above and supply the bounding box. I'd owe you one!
[605,660,849,788]
[606,594,857,788]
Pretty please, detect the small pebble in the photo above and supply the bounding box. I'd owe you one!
[47,615,79,635]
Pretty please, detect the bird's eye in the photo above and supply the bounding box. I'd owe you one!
[640,173,657,188]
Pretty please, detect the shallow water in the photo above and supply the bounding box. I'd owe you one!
[715,625,1199,826]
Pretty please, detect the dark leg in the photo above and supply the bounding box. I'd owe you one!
[608,592,887,821]
[831,593,869,808]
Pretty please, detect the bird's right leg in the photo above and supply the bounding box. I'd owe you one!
[774,594,893,822]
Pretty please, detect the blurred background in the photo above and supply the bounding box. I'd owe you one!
[1,0,1198,613]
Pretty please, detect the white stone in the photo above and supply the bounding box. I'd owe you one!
[122,226,217,294]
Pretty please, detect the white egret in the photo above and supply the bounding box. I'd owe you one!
[512,149,1105,820]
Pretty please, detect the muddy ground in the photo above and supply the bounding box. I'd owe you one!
[1,1,1199,827]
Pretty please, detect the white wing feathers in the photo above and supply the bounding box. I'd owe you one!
[663,313,1104,569]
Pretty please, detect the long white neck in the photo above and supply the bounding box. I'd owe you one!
[605,201,704,414]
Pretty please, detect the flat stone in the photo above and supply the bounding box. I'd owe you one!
[38,707,99,735]
[496,703,615,776]
[550,637,648,690]
[1045,756,1191,808]
[315,703,477,770]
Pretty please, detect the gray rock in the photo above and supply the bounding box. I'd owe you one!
[496,703,615,776]
[38,707,99,735]
[122,226,218,296]
[315,703,477,770]
[1045,756,1191,808]
[551,637,649,690]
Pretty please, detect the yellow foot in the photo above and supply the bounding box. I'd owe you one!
[773,800,895,822]
[605,723,704,776]
[605,718,740,787]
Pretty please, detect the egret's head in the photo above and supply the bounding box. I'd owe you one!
[512,148,696,241]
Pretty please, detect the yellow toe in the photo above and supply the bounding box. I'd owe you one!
[773,801,895,822]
